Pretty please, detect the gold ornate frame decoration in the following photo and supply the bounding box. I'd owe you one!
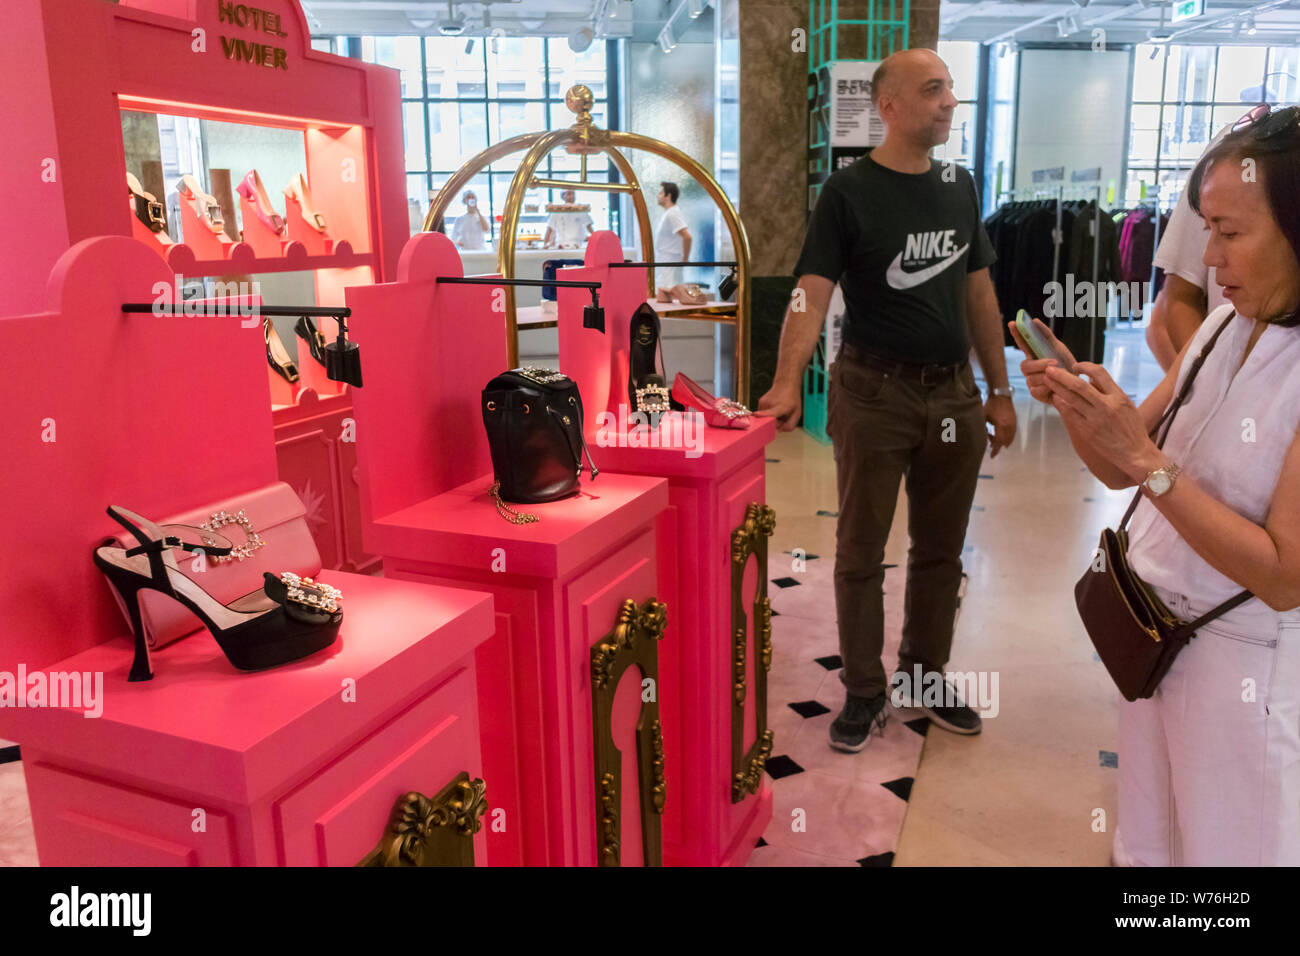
[422,84,754,404]
[731,503,776,803]
[357,772,488,867]
[590,597,668,867]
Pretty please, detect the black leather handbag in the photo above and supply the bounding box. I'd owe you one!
[481,367,598,523]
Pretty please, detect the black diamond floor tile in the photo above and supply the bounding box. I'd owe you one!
[816,509,839,517]
[813,654,842,670]
[0,745,19,765]
[756,836,769,847]
[858,851,895,867]
[903,717,930,737]
[788,700,831,718]
[764,755,805,780]
[771,577,801,589]
[1099,750,1118,769]
[881,776,914,801]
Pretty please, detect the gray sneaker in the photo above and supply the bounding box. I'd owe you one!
[890,670,982,735]
[828,692,888,752]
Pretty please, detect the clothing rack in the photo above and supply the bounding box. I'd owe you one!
[994,182,1104,359]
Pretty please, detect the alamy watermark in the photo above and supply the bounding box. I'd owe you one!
[1042,275,1153,320]
[595,405,704,458]
[891,665,1000,718]
[0,667,103,718]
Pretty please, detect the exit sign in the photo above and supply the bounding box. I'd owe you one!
[1172,0,1205,22]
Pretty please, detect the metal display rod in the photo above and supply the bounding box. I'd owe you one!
[609,261,738,268]
[437,276,607,332]
[122,303,351,318]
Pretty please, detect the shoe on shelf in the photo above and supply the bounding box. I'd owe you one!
[283,173,328,233]
[177,174,225,234]
[236,169,285,236]
[672,372,752,429]
[655,287,674,304]
[126,172,167,233]
[93,507,342,682]
[828,692,888,753]
[628,302,682,423]
[264,317,299,384]
[294,315,328,367]
[671,283,709,305]
[890,669,982,735]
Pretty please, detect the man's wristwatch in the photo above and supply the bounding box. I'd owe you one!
[1143,461,1182,497]
[989,385,1016,400]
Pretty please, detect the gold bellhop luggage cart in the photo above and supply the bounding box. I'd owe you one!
[422,84,753,404]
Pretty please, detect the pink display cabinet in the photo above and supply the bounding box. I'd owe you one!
[0,236,499,865]
[1,0,411,575]
[347,233,673,866]
[555,232,777,867]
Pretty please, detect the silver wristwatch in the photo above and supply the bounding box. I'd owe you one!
[1143,461,1182,497]
[989,385,1016,399]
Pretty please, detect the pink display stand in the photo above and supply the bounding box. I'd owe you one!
[0,235,497,865]
[347,233,672,866]
[555,231,777,867]
[0,0,408,575]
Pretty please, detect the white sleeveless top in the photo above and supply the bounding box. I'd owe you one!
[1128,305,1300,632]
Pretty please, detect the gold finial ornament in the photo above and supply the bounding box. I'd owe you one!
[566,84,595,122]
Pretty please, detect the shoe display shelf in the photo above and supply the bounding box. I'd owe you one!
[0,236,496,866]
[347,232,672,867]
[554,231,777,866]
[3,0,413,575]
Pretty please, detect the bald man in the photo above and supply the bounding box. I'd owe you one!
[758,49,1015,751]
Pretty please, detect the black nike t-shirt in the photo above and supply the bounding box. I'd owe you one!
[794,154,996,365]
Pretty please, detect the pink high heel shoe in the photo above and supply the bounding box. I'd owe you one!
[283,173,327,233]
[671,372,752,429]
[237,170,285,236]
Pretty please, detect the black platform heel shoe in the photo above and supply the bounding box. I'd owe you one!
[264,317,299,383]
[628,302,684,426]
[93,506,342,681]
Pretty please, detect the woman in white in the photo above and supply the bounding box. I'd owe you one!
[1013,107,1300,866]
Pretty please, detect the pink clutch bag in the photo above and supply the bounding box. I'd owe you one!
[107,482,321,648]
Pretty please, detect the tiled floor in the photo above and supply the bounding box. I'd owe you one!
[751,326,1166,866]
[0,328,1165,868]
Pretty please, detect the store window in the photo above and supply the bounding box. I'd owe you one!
[936,41,981,174]
[354,34,618,242]
[1127,44,1294,203]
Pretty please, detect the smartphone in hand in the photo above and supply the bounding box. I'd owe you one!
[1015,310,1075,371]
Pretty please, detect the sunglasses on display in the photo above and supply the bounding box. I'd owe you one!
[1232,103,1300,139]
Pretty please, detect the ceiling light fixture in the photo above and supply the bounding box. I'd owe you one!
[659,27,677,53]
[1245,12,1257,35]
[569,26,595,53]
[688,0,707,17]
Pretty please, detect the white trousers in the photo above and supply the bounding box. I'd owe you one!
[1113,585,1300,866]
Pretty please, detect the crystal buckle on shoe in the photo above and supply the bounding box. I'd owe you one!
[635,384,670,413]
[200,509,265,564]
[279,572,342,614]
[714,397,751,419]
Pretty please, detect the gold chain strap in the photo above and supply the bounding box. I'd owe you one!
[491,482,539,525]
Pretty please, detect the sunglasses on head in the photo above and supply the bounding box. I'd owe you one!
[1232,103,1300,139]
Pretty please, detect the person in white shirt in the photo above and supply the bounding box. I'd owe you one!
[654,181,691,288]
[544,189,593,249]
[450,190,489,250]
[1147,116,1256,370]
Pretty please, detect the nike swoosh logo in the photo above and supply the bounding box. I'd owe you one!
[885,243,970,290]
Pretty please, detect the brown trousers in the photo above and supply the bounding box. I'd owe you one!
[826,351,987,699]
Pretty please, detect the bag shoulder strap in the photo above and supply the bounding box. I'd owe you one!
[1117,310,1255,627]
[1118,310,1236,531]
